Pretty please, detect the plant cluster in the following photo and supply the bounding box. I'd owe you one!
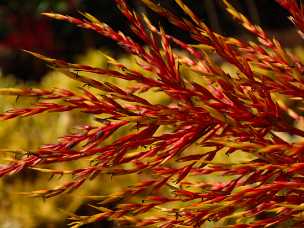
[1,0,304,227]
[0,52,102,227]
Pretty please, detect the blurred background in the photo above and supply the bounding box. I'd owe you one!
[0,1,303,227]
[0,0,301,82]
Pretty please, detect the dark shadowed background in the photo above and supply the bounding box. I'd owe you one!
[0,0,299,81]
